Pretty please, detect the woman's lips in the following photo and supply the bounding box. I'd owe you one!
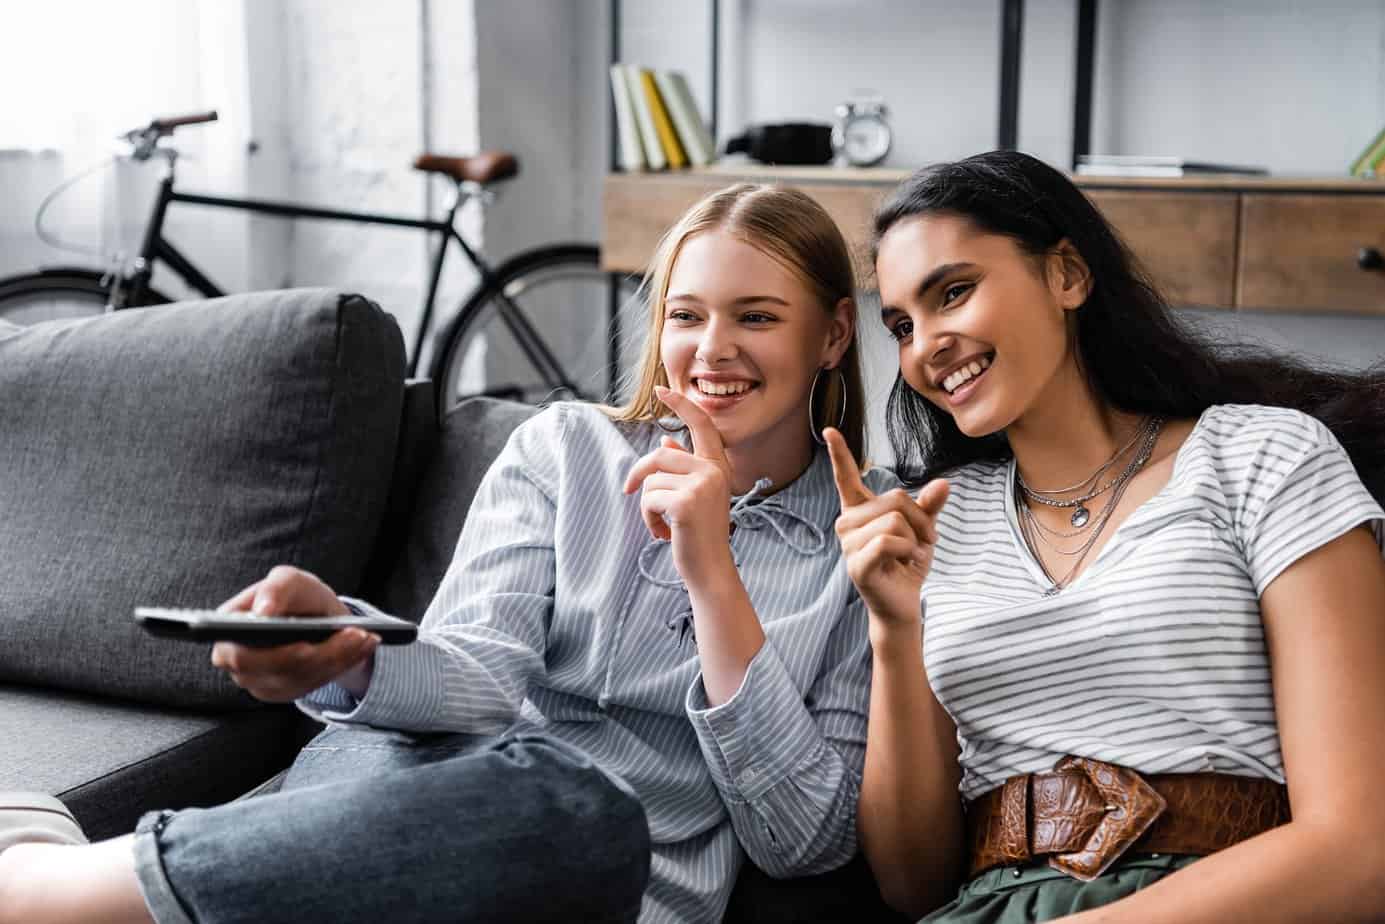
[689,379,758,411]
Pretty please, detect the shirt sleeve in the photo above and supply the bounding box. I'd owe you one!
[296,408,563,734]
[1236,412,1384,596]
[684,591,870,878]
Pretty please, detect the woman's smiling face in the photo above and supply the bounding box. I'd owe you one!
[874,213,1085,437]
[659,229,849,456]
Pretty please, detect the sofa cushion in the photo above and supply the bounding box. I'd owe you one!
[366,396,537,622]
[0,289,405,708]
[0,684,320,840]
[357,380,440,610]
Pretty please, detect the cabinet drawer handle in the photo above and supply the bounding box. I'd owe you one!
[1359,247,1385,271]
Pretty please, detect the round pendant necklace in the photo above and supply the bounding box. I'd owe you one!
[1015,417,1164,592]
[1018,417,1160,530]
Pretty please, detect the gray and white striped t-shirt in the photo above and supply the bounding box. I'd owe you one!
[922,404,1384,801]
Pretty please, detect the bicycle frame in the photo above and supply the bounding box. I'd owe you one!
[125,168,575,384]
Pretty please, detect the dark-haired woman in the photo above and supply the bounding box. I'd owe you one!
[824,150,1385,922]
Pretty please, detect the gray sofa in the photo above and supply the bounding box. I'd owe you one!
[0,288,901,922]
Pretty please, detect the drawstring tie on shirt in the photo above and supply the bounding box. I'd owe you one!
[635,476,827,648]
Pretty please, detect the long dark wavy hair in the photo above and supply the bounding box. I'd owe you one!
[873,150,1385,505]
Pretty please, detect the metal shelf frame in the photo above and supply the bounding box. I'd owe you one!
[606,0,1099,169]
[597,0,1099,396]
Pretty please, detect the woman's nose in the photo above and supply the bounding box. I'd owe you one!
[922,329,956,364]
[694,320,738,365]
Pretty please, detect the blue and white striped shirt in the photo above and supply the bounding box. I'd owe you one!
[301,402,897,923]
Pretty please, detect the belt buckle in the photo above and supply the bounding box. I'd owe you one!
[1046,756,1167,882]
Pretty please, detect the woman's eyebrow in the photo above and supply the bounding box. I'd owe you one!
[914,262,976,300]
[665,293,790,306]
[880,262,976,316]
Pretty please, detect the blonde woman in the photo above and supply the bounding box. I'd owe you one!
[0,184,899,924]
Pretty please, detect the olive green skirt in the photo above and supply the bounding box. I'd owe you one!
[918,854,1200,923]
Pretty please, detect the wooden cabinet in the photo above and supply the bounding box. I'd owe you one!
[1082,190,1239,308]
[602,169,892,284]
[1237,194,1385,314]
[603,167,1385,315]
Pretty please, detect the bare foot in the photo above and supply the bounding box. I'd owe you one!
[0,838,152,924]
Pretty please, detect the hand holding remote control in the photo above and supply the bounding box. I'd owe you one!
[198,565,397,703]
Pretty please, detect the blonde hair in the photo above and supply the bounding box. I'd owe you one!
[609,183,867,464]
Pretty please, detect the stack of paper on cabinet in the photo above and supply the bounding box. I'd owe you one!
[1075,154,1268,178]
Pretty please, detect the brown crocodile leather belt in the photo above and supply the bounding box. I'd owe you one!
[965,756,1291,881]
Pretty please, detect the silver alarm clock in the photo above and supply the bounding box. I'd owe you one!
[833,95,892,167]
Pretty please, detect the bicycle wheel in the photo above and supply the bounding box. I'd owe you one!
[429,245,643,415]
[0,270,169,325]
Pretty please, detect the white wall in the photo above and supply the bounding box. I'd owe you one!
[269,0,604,374]
[475,1,585,256]
[271,0,431,352]
[232,0,493,367]
[1088,0,1385,173]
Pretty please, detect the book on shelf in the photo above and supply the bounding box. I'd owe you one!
[637,68,687,170]
[1076,155,1268,177]
[609,63,717,172]
[609,64,647,171]
[654,71,716,167]
[1349,125,1385,177]
[622,64,667,170]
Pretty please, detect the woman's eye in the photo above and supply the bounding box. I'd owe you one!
[741,312,774,324]
[667,309,698,323]
[889,319,914,342]
[941,282,973,307]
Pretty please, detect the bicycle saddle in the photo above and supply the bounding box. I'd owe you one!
[413,152,518,185]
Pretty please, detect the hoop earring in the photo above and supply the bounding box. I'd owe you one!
[809,366,847,446]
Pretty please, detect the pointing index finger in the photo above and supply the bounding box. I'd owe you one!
[823,427,873,507]
[655,386,726,462]
[916,478,950,517]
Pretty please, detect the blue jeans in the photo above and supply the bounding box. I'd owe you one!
[131,727,651,924]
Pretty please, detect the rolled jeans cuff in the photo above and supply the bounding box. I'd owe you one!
[132,810,196,924]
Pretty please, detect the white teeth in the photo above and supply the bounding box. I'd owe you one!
[696,380,752,396]
[944,368,972,392]
[942,356,992,394]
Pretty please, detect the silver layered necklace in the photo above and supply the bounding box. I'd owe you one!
[1015,416,1163,593]
[1016,417,1154,528]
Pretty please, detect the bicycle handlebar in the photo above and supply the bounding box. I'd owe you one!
[122,111,219,162]
[149,111,219,134]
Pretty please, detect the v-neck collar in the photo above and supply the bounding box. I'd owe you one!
[1002,409,1210,596]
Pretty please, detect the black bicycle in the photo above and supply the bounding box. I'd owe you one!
[0,111,640,413]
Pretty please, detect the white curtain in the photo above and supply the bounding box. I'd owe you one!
[0,0,206,152]
[0,0,242,290]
